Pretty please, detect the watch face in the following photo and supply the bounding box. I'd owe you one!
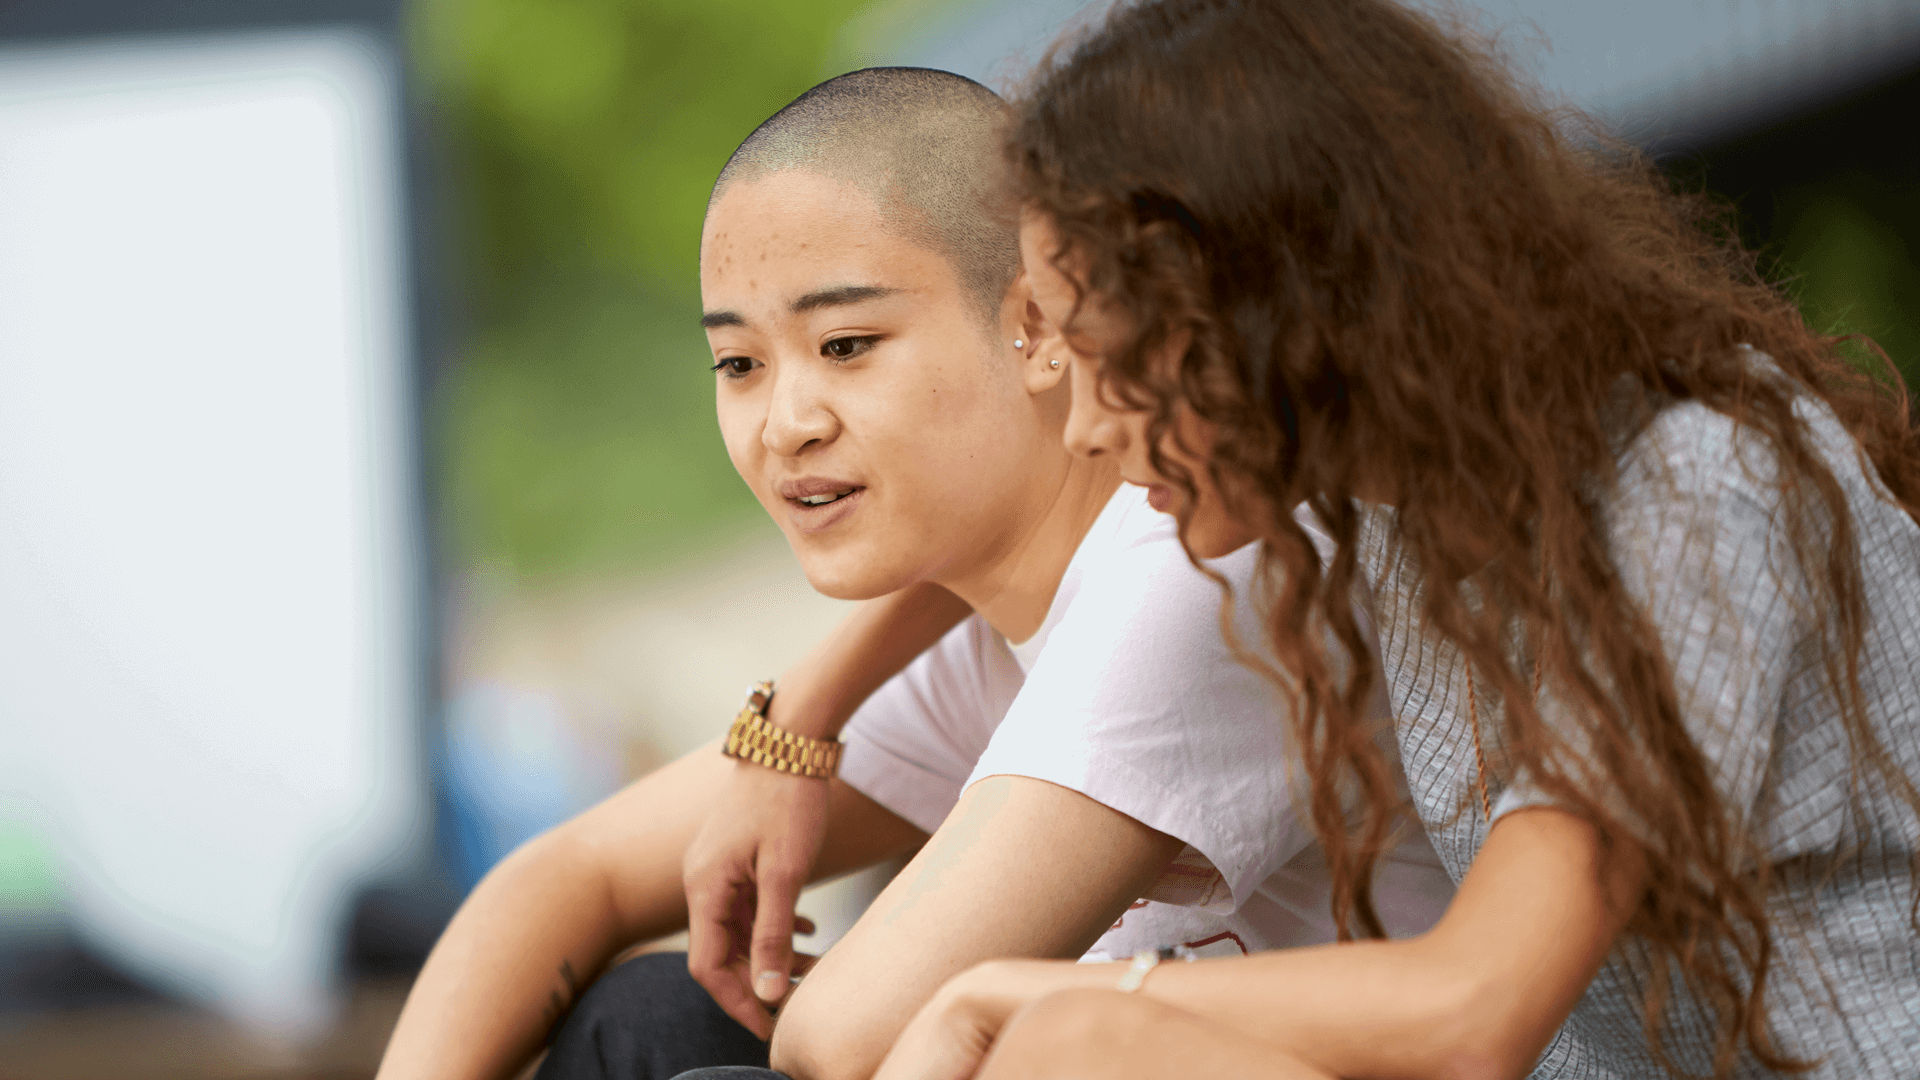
[745,680,774,715]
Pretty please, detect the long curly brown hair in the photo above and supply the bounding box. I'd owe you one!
[1009,0,1920,1074]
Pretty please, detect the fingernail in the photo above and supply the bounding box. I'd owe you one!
[755,971,785,1002]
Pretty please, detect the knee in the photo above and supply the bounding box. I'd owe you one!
[978,989,1155,1079]
[543,952,741,1080]
[564,951,693,1034]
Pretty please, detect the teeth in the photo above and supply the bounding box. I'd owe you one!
[798,489,854,506]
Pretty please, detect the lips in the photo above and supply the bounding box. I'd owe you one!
[779,477,863,502]
[777,477,867,533]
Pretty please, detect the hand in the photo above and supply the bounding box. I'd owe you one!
[683,758,832,1038]
[873,959,1108,1080]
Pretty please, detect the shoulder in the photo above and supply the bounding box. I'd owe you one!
[1019,554,1274,752]
[1618,399,1769,499]
[1064,494,1265,650]
[1607,395,1823,559]
[1604,403,1792,606]
[1602,386,1899,626]
[1616,355,1884,516]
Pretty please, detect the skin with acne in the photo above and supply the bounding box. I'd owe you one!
[700,167,1179,1080]
[702,171,1116,641]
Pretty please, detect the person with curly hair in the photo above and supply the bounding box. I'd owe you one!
[872,1,1920,1078]
[378,64,1455,1080]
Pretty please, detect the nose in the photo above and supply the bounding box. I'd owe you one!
[762,363,839,458]
[1062,364,1125,460]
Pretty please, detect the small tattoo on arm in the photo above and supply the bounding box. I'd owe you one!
[541,958,583,1031]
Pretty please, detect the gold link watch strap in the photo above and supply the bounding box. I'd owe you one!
[722,680,844,779]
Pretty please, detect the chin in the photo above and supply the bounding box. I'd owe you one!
[789,547,912,601]
[1184,515,1262,559]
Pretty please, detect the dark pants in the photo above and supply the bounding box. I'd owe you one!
[535,951,789,1080]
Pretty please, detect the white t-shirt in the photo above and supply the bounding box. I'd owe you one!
[839,485,1454,961]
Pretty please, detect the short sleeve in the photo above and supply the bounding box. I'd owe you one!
[965,532,1313,912]
[839,615,1025,834]
[1493,403,1806,834]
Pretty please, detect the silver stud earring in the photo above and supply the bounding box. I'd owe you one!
[1049,359,1061,369]
[1013,338,1026,349]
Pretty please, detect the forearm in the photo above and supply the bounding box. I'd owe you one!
[910,809,1647,1080]
[1137,938,1483,1078]
[1146,810,1643,1079]
[377,580,964,1079]
[376,829,679,1080]
[379,749,726,1080]
[770,776,1182,1080]
[773,582,970,738]
[923,938,1465,1080]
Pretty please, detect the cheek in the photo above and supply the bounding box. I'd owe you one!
[883,378,1032,498]
[715,396,766,477]
[1118,410,1153,455]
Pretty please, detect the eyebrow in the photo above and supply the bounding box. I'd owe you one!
[790,284,899,313]
[700,284,901,330]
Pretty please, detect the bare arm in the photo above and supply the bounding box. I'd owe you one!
[685,583,972,1033]
[767,582,973,741]
[376,743,924,1080]
[769,774,1187,1080]
[879,807,1646,1080]
[377,584,964,1080]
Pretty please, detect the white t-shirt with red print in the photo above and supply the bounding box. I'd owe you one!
[838,485,1454,961]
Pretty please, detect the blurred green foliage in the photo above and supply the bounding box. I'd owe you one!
[419,0,1917,583]
[416,0,877,287]
[1773,175,1920,389]
[415,0,888,580]
[441,272,760,580]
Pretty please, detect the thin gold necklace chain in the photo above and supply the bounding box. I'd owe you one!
[1463,655,1543,822]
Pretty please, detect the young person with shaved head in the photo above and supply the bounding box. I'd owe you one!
[374,68,1451,1080]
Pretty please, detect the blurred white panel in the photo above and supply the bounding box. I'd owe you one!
[0,29,420,1028]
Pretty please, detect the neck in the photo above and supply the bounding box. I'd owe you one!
[940,454,1123,643]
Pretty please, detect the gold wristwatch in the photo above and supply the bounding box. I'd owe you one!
[722,680,844,779]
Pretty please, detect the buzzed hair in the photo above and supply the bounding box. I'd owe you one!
[710,67,1021,322]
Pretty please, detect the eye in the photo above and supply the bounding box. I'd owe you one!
[710,355,758,379]
[822,335,878,361]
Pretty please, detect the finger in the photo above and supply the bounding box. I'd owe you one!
[707,954,775,1040]
[748,860,805,1004]
[792,950,822,976]
[686,883,773,1037]
[684,880,736,989]
[795,915,817,936]
[692,900,774,1037]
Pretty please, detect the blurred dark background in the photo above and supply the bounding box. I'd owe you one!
[1680,67,1919,382]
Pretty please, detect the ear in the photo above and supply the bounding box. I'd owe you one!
[1002,275,1068,396]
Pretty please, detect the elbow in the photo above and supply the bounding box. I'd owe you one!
[766,1029,870,1080]
[767,992,885,1080]
[1430,1047,1520,1080]
[765,1022,823,1080]
[1420,966,1546,1080]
